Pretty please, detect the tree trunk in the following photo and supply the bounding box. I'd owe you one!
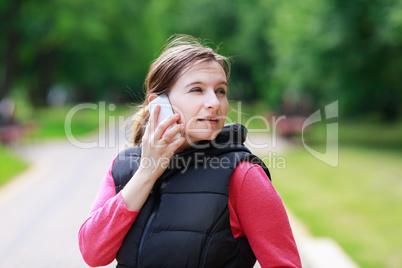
[28,50,59,107]
[0,0,21,101]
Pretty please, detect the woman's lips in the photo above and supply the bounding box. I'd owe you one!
[197,116,219,125]
[198,118,218,122]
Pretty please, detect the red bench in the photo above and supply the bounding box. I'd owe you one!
[0,122,36,145]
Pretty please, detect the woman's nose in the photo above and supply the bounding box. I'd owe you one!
[204,90,220,110]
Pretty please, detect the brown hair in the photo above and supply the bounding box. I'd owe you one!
[131,34,231,146]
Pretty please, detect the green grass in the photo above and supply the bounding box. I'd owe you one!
[21,103,131,141]
[0,145,29,187]
[302,119,402,151]
[9,89,132,140]
[271,146,402,268]
[1,100,131,188]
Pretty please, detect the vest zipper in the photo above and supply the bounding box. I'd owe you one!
[136,198,160,268]
[199,208,229,267]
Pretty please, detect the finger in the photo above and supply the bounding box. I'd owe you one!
[168,136,186,150]
[159,137,169,146]
[156,124,182,148]
[154,113,180,139]
[161,123,184,142]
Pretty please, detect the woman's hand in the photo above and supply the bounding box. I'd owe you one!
[139,104,185,180]
[121,104,185,211]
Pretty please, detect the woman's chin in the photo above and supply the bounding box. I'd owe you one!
[184,132,220,145]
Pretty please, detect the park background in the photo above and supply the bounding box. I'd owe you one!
[1,0,402,267]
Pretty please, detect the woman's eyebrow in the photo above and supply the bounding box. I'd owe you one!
[218,81,228,86]
[185,80,227,88]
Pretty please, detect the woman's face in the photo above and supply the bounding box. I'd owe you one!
[168,60,229,149]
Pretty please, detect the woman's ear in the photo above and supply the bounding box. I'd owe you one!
[147,93,159,104]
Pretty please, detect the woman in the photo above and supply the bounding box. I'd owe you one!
[79,35,301,268]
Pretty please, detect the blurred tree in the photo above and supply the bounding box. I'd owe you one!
[1,0,150,106]
[266,0,402,120]
[229,0,273,102]
[168,0,273,102]
[329,0,402,120]
[1,0,401,119]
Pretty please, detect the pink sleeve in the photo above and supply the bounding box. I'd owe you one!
[78,159,139,267]
[229,162,302,268]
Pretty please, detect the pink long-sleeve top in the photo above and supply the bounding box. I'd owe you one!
[79,160,302,268]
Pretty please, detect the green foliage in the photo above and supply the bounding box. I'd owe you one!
[266,0,402,119]
[273,147,402,268]
[1,0,402,118]
[226,100,272,129]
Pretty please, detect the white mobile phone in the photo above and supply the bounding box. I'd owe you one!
[148,95,180,138]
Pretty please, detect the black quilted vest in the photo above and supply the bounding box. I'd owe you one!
[112,124,270,268]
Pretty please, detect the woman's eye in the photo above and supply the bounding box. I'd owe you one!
[216,88,226,95]
[190,87,203,93]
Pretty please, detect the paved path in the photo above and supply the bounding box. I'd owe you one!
[0,129,358,267]
[0,132,121,267]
